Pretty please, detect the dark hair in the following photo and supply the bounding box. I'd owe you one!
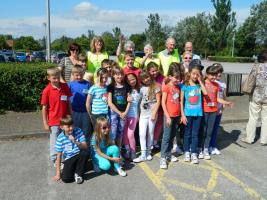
[109,60,119,68]
[126,72,140,91]
[67,42,81,56]
[165,62,183,84]
[101,59,110,67]
[206,65,218,75]
[258,50,267,63]
[147,62,159,71]
[111,66,125,86]
[60,115,73,126]
[212,63,224,73]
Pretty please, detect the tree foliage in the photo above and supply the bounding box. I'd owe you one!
[129,33,146,51]
[101,31,116,55]
[51,36,73,52]
[14,36,41,51]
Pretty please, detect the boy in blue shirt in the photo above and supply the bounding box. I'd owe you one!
[68,65,92,143]
[53,115,89,184]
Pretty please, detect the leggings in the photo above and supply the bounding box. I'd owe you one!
[139,114,157,151]
[92,145,121,170]
[123,117,138,152]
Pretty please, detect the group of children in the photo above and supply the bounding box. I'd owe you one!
[42,51,233,184]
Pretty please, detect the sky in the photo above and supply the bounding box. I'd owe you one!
[0,0,262,40]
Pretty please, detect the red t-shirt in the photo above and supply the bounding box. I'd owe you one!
[162,82,181,117]
[41,82,72,126]
[203,80,219,113]
[123,66,142,79]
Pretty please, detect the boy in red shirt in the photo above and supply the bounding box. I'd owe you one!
[123,51,142,79]
[41,67,72,164]
[200,65,232,160]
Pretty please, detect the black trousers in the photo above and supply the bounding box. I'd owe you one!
[61,150,90,183]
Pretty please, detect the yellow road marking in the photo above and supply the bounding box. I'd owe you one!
[206,169,219,192]
[139,162,176,200]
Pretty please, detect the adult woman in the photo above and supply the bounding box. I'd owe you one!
[58,42,81,83]
[87,36,109,74]
[242,51,267,145]
[141,44,161,70]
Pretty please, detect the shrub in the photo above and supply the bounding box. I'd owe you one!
[0,62,55,111]
[207,56,255,63]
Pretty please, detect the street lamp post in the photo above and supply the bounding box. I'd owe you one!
[231,31,235,57]
[46,0,51,62]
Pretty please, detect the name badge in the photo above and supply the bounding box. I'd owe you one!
[61,95,67,101]
[82,89,88,94]
[208,102,215,107]
[65,143,72,151]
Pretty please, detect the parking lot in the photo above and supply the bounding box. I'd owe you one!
[0,122,266,200]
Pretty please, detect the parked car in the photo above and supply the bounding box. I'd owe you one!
[16,52,27,62]
[1,51,15,62]
[134,51,145,58]
[32,51,46,62]
[51,52,68,64]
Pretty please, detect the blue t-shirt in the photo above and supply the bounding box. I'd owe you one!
[68,80,92,112]
[90,134,108,157]
[88,85,108,115]
[55,127,85,160]
[181,84,203,116]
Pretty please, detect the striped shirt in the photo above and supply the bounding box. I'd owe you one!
[58,57,74,83]
[88,85,108,115]
[55,127,85,160]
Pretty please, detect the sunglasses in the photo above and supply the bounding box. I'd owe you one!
[101,126,109,130]
[184,57,192,59]
[70,48,79,52]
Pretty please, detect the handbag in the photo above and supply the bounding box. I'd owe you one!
[242,64,258,94]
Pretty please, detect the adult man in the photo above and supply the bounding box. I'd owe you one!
[158,37,181,76]
[184,41,201,60]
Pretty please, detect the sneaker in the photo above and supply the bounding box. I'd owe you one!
[198,151,204,159]
[154,144,160,150]
[74,173,83,184]
[116,167,127,177]
[146,154,153,161]
[175,146,184,155]
[170,155,178,162]
[211,148,221,155]
[133,155,146,163]
[203,148,211,160]
[191,153,199,164]
[184,152,191,162]
[93,162,101,173]
[160,158,168,169]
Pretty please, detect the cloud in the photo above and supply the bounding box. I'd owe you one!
[0,1,252,40]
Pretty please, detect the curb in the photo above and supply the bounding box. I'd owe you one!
[221,118,248,125]
[0,131,48,141]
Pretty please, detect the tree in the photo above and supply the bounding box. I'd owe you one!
[101,32,116,55]
[87,29,95,47]
[173,13,211,56]
[210,0,236,53]
[14,36,41,51]
[51,36,73,52]
[0,35,8,49]
[129,33,146,51]
[145,13,166,52]
[75,34,89,53]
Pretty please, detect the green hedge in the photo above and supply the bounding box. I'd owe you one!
[0,62,55,111]
[207,56,255,63]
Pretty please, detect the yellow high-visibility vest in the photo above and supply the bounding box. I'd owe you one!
[118,53,142,68]
[87,51,109,73]
[144,58,161,69]
[158,49,180,76]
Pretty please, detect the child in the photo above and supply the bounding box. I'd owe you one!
[86,68,109,129]
[123,51,142,79]
[101,59,113,86]
[209,63,227,155]
[160,64,183,169]
[133,71,161,163]
[200,65,233,160]
[180,61,207,164]
[147,62,165,149]
[68,65,92,143]
[78,54,87,70]
[41,67,72,164]
[107,66,131,145]
[91,117,127,176]
[123,73,141,160]
[53,115,89,184]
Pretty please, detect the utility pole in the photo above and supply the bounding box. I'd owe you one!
[231,31,235,57]
[46,0,51,62]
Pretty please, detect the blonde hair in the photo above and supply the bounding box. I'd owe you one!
[140,71,159,100]
[90,36,105,53]
[94,117,112,147]
[182,51,193,59]
[78,54,87,62]
[71,64,85,75]
[83,71,94,83]
[47,67,60,77]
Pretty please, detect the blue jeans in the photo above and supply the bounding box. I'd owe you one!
[161,116,180,158]
[183,116,202,153]
[202,112,217,149]
[72,111,92,143]
[210,114,222,148]
[110,110,125,142]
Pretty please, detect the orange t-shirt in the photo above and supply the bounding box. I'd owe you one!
[162,82,181,117]
[203,80,219,113]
